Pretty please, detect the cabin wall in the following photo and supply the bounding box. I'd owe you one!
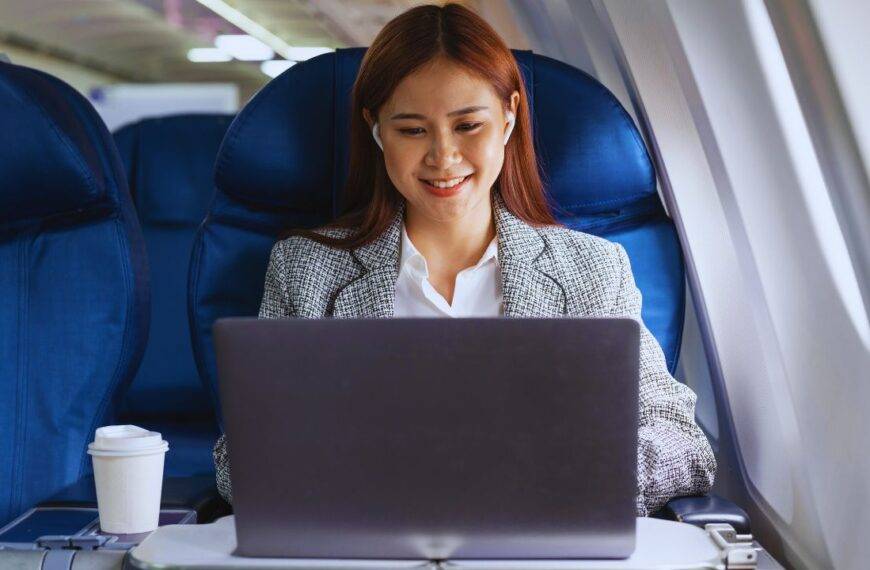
[590,1,870,568]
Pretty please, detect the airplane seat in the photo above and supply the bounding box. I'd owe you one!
[188,48,748,530]
[113,114,232,478]
[0,62,149,526]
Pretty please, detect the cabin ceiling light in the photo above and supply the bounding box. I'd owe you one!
[187,47,232,63]
[261,60,297,78]
[215,34,274,61]
[195,0,335,63]
[195,0,294,60]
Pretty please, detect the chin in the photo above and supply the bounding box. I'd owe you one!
[425,194,488,221]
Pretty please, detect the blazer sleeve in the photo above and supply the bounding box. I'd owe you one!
[214,240,296,505]
[611,243,717,516]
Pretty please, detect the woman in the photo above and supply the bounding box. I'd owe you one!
[214,2,716,517]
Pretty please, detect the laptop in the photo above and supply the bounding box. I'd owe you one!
[214,317,640,561]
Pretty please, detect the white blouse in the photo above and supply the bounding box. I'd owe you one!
[394,223,504,317]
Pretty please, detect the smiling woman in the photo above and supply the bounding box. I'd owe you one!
[282,2,556,255]
[213,2,717,518]
[363,57,519,230]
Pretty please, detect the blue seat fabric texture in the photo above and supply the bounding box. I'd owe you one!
[190,48,683,429]
[114,115,232,477]
[0,62,149,526]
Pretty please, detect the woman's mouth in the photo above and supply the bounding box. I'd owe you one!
[419,174,472,197]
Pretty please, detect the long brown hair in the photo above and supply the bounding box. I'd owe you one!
[286,2,557,249]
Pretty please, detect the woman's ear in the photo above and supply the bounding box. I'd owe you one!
[503,91,521,146]
[363,108,384,151]
[509,91,519,117]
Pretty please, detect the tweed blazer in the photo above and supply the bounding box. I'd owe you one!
[213,193,716,516]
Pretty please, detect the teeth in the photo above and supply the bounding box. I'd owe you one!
[426,176,467,189]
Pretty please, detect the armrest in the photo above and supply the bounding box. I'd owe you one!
[39,476,231,523]
[652,494,750,534]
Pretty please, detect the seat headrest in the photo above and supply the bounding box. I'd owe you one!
[214,48,654,217]
[114,114,233,226]
[0,62,122,228]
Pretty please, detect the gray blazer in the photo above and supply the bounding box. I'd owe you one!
[213,193,716,516]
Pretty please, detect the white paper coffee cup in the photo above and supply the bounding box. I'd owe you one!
[88,425,169,534]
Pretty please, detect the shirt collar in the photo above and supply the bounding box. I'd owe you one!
[399,222,498,278]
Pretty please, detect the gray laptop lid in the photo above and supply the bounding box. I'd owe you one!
[215,317,640,560]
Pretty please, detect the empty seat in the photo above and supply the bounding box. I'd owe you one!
[113,114,232,477]
[0,62,149,525]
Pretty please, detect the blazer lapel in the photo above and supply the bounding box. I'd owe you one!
[493,193,567,317]
[331,193,567,318]
[331,202,404,318]
[331,265,397,318]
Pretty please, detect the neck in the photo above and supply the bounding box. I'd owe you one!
[403,195,496,272]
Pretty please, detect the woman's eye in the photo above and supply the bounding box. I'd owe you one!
[458,122,483,132]
[398,123,483,136]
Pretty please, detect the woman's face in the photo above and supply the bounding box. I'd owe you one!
[365,58,519,224]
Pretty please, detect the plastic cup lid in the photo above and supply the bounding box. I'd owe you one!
[87,425,168,456]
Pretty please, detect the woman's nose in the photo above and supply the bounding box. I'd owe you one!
[424,132,461,169]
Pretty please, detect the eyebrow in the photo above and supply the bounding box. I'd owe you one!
[389,106,489,121]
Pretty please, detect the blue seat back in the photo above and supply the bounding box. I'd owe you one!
[0,62,150,524]
[190,48,683,426]
[113,114,231,476]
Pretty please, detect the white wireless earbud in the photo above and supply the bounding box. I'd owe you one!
[372,122,384,151]
[503,111,516,146]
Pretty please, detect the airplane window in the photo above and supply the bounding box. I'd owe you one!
[751,0,870,344]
